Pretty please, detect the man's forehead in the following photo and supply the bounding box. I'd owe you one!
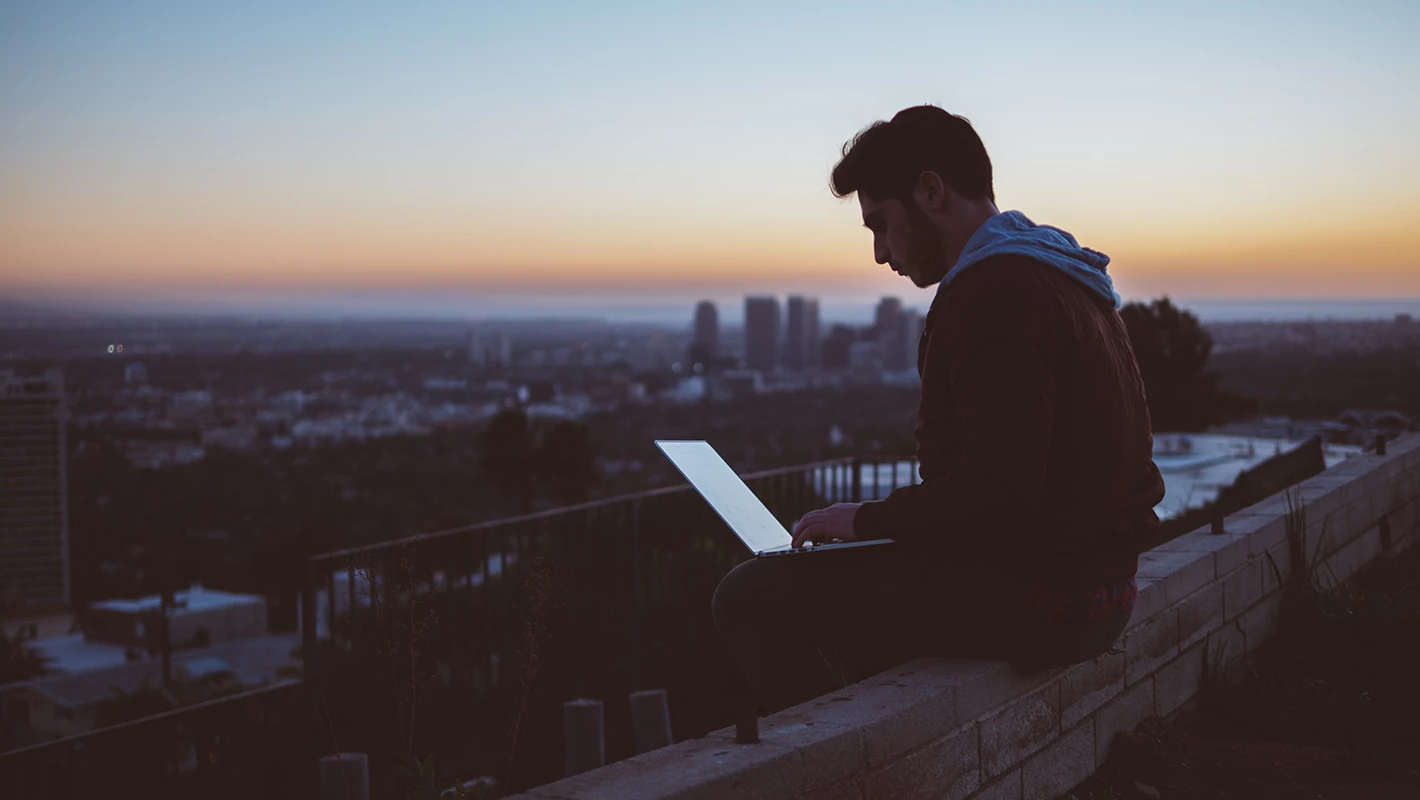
[858,194,895,219]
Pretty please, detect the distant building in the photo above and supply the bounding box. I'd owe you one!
[123,362,148,386]
[876,297,908,371]
[848,340,884,370]
[821,325,857,369]
[200,425,258,451]
[468,329,512,368]
[719,370,764,397]
[785,296,821,370]
[875,297,903,335]
[0,632,299,742]
[0,370,70,611]
[168,390,212,423]
[84,584,268,650]
[688,301,719,367]
[744,297,781,372]
[900,310,925,372]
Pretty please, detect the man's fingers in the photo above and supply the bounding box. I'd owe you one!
[792,522,824,548]
[793,511,823,535]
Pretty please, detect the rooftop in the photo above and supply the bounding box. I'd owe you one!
[89,583,263,616]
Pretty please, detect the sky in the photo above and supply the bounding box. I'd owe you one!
[2,1,1418,319]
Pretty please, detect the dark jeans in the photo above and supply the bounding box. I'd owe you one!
[711,544,1130,715]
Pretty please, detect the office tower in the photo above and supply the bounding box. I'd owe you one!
[901,310,925,372]
[876,297,907,370]
[875,296,904,335]
[821,325,857,369]
[688,300,719,366]
[785,296,821,370]
[469,329,513,367]
[0,370,70,610]
[744,296,780,372]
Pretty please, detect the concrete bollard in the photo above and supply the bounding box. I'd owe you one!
[735,704,759,744]
[563,699,605,777]
[629,689,674,754]
[319,752,370,800]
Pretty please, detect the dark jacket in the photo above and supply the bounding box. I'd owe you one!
[853,254,1166,589]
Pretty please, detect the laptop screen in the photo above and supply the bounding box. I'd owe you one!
[655,440,792,554]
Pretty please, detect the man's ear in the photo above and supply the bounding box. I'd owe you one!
[915,170,948,213]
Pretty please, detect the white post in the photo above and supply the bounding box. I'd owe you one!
[629,689,673,754]
[319,752,369,800]
[563,698,605,777]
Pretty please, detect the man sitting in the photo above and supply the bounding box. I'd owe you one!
[713,106,1166,715]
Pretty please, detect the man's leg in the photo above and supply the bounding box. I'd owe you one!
[711,545,1018,715]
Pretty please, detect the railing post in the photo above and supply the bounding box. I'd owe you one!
[851,457,863,503]
[563,699,605,776]
[735,703,759,744]
[629,498,642,688]
[318,752,369,800]
[301,558,319,688]
[629,689,673,754]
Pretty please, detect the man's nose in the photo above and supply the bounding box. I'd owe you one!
[875,246,890,265]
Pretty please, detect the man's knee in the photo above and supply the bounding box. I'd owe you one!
[712,558,777,631]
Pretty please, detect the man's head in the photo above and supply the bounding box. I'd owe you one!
[830,106,998,288]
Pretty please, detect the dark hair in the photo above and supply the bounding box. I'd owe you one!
[830,105,994,202]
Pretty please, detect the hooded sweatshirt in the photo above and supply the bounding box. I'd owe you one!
[853,212,1165,590]
[944,210,1121,308]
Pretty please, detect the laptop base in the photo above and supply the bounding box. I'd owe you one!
[757,538,896,558]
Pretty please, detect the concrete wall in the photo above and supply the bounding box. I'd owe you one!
[510,433,1420,800]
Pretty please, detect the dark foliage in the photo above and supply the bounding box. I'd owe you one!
[1121,297,1256,431]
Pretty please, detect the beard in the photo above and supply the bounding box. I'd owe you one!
[903,201,949,288]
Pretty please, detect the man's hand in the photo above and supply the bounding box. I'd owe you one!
[791,502,862,548]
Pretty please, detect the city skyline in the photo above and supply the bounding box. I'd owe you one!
[2,2,1419,313]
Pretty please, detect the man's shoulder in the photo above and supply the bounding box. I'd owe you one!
[947,253,1067,298]
[934,254,1065,326]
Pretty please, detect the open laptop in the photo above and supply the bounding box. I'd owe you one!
[655,440,895,557]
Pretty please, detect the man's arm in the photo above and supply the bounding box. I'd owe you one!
[852,267,1060,556]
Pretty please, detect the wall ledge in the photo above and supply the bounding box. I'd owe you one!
[513,432,1420,800]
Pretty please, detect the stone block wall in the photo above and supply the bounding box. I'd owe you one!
[511,433,1420,800]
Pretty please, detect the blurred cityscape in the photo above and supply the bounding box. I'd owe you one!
[1,298,1418,794]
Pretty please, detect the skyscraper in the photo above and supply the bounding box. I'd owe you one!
[785,296,821,370]
[901,310,925,372]
[821,324,857,369]
[876,297,908,371]
[875,296,904,334]
[744,296,781,372]
[688,300,719,366]
[0,370,70,610]
[468,329,512,368]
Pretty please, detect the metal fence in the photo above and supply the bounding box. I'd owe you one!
[302,455,919,793]
[0,680,315,800]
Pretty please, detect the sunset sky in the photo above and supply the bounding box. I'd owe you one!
[2,1,1418,318]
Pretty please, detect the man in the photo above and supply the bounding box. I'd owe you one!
[712,105,1166,715]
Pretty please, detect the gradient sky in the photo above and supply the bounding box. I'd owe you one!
[2,1,1418,315]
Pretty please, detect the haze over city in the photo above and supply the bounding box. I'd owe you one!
[3,0,1419,321]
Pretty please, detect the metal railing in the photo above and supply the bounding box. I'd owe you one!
[302,455,920,793]
[0,680,315,800]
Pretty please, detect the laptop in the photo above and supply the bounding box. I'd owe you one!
[655,440,895,557]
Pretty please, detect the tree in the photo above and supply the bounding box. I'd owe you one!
[480,408,534,513]
[1121,297,1221,432]
[533,420,599,505]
